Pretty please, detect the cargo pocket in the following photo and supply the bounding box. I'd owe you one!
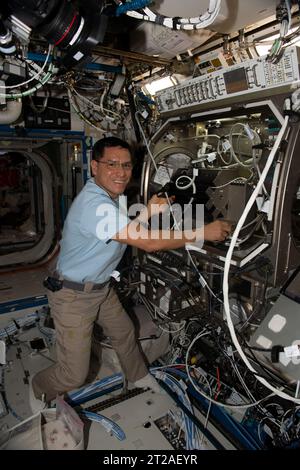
[59,313,82,328]
[56,311,93,386]
[55,312,85,359]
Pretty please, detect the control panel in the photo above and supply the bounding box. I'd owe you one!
[156,46,300,115]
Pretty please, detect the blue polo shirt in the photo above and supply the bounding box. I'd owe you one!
[56,178,129,283]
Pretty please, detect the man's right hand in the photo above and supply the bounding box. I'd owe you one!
[203,220,233,242]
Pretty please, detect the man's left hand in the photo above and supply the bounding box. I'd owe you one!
[147,194,175,217]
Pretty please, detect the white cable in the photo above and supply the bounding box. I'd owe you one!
[254,160,269,198]
[217,137,233,165]
[175,174,196,191]
[229,124,261,167]
[126,0,221,30]
[71,87,119,118]
[223,115,300,403]
[0,45,53,90]
[184,331,275,409]
[194,0,221,30]
[230,351,261,406]
[135,111,195,230]
[136,109,192,231]
[187,252,221,301]
[99,85,108,114]
[284,0,292,34]
[142,6,157,23]
[213,176,248,189]
[68,89,108,133]
[0,68,54,99]
[153,304,186,333]
[267,159,282,221]
[135,111,158,172]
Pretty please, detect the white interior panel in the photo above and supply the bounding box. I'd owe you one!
[154,0,276,32]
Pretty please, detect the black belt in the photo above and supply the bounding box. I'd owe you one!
[61,278,110,291]
[44,276,110,292]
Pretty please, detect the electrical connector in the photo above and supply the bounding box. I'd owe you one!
[0,340,6,365]
[284,97,293,116]
[206,152,217,163]
[291,88,300,113]
[271,345,284,363]
[221,138,231,152]
[244,124,255,140]
[284,344,300,358]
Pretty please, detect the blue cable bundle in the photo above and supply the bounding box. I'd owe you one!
[116,0,151,16]
[152,369,203,450]
[80,410,126,441]
[68,372,123,402]
[137,91,156,106]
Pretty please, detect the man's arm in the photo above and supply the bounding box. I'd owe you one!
[113,219,231,252]
[112,195,232,252]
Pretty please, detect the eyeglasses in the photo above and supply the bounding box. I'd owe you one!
[96,160,133,170]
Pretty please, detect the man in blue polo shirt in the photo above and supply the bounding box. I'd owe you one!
[32,136,231,406]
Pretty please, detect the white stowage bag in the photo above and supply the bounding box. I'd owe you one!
[42,417,77,450]
[0,398,84,450]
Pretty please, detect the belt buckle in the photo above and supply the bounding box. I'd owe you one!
[83,281,95,293]
[93,280,108,291]
[93,282,103,291]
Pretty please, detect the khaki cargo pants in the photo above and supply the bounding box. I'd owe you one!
[32,284,148,401]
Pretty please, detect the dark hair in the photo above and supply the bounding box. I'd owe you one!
[92,136,132,160]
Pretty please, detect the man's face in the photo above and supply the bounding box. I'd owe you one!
[91,146,132,199]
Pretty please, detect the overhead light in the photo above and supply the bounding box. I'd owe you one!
[144,75,176,96]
